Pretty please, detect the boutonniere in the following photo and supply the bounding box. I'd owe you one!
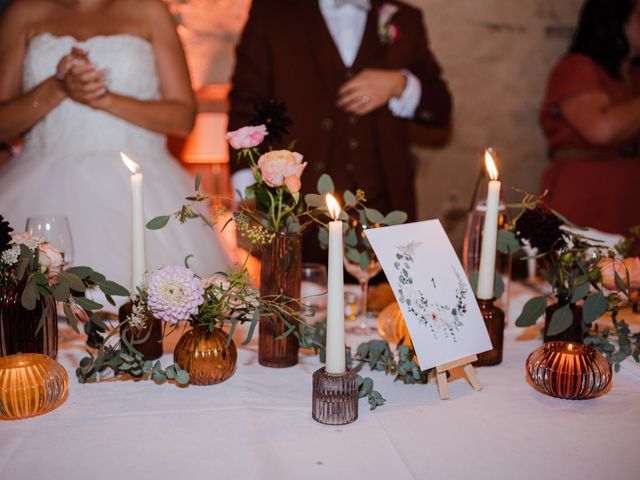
[378,3,400,46]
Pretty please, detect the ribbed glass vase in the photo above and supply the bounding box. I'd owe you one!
[0,353,68,420]
[0,285,58,358]
[259,232,302,367]
[174,325,237,385]
[526,341,612,399]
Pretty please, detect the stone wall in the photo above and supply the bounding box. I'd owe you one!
[169,0,585,245]
[405,0,584,246]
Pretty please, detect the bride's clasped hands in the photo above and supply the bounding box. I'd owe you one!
[56,47,111,109]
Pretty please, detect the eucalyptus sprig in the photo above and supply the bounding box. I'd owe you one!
[585,309,640,372]
[76,314,190,386]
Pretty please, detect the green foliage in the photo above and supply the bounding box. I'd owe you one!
[585,310,640,373]
[508,192,630,336]
[496,229,522,255]
[146,215,171,230]
[515,296,547,327]
[2,242,128,334]
[547,304,574,336]
[317,174,335,195]
[583,292,609,325]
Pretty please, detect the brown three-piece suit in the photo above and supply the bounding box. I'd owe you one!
[229,0,452,259]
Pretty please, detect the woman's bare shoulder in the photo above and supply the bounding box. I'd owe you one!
[1,0,60,35]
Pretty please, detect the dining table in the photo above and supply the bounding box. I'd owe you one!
[1,282,638,480]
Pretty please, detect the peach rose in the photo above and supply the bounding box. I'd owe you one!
[257,150,306,193]
[226,125,268,150]
[600,257,640,290]
[38,242,64,272]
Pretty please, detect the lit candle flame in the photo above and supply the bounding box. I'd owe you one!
[325,193,341,221]
[121,152,140,174]
[484,149,499,181]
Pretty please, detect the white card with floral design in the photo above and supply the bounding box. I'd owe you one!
[365,220,492,369]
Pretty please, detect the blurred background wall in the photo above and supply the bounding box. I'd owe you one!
[167,0,584,246]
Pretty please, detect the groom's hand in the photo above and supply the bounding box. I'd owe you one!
[337,68,406,116]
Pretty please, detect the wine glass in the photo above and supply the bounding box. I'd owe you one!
[300,263,328,324]
[343,218,382,333]
[26,215,74,269]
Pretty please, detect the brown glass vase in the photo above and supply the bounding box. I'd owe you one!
[0,285,58,359]
[118,302,163,361]
[475,298,504,366]
[174,325,237,385]
[543,302,583,344]
[259,232,302,368]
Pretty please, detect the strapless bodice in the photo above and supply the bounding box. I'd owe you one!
[22,33,165,160]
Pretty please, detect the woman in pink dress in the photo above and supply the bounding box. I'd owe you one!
[540,0,640,234]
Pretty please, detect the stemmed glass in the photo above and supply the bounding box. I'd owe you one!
[300,263,328,324]
[343,218,382,333]
[26,215,75,269]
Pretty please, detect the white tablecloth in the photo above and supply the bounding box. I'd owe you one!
[1,284,639,480]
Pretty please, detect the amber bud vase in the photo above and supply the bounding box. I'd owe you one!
[526,341,611,399]
[118,302,163,361]
[1,286,58,359]
[0,353,68,420]
[174,325,237,385]
[259,232,302,368]
[475,298,505,366]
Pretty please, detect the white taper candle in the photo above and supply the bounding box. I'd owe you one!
[477,149,501,300]
[121,153,146,289]
[325,194,345,374]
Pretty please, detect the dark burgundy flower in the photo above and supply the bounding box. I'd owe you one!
[249,99,292,146]
[0,214,13,253]
[515,206,565,253]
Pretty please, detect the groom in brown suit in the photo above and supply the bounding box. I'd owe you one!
[229,0,452,258]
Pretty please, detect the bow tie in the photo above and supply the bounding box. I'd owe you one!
[334,0,371,10]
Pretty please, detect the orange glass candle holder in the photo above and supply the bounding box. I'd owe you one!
[0,353,68,420]
[526,341,611,399]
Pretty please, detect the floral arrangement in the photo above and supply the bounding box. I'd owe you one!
[150,101,407,259]
[378,3,400,46]
[0,215,128,334]
[76,262,314,385]
[497,196,639,370]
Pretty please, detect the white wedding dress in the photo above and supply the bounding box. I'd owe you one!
[0,33,231,289]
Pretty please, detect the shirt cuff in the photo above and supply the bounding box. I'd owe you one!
[231,168,256,201]
[388,69,422,119]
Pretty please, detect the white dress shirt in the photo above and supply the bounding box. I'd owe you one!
[318,0,422,118]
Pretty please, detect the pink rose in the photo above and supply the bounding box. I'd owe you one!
[10,231,32,245]
[257,150,306,193]
[38,242,64,272]
[600,257,640,290]
[226,124,268,149]
[379,3,399,25]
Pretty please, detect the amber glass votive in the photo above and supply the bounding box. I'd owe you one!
[475,298,505,366]
[526,341,612,399]
[312,368,358,425]
[0,353,68,420]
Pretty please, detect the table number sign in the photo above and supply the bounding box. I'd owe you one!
[365,220,492,370]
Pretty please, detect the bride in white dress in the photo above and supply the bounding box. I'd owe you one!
[0,0,231,289]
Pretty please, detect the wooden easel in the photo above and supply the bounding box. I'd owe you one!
[432,354,483,400]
